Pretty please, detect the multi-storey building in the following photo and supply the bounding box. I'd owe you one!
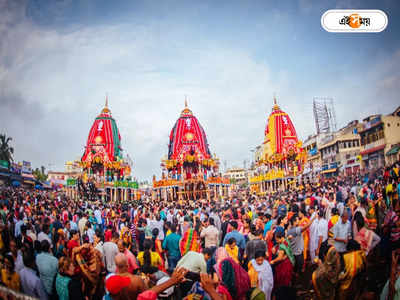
[319,120,362,176]
[359,107,400,169]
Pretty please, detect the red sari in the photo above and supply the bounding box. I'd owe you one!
[273,240,294,288]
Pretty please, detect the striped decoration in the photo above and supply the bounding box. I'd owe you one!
[82,110,122,163]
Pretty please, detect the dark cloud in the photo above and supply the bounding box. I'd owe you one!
[0,89,45,121]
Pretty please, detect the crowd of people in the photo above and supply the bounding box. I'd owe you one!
[0,161,399,300]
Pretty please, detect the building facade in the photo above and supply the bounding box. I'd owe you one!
[224,167,248,184]
[319,120,361,176]
[359,107,400,169]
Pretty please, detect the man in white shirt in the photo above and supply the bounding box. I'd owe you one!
[200,218,219,248]
[308,206,319,262]
[209,210,221,231]
[316,210,328,260]
[37,224,52,247]
[94,207,102,229]
[153,214,164,241]
[332,210,351,253]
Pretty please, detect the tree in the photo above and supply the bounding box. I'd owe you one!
[0,134,14,169]
[33,166,48,182]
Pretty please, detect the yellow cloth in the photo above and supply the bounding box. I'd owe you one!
[300,217,310,261]
[248,261,258,288]
[394,167,399,177]
[340,250,366,291]
[1,269,21,292]
[0,233,4,251]
[137,251,163,268]
[225,244,239,264]
[328,215,340,238]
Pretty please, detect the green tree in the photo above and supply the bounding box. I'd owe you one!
[0,134,14,170]
[33,166,48,182]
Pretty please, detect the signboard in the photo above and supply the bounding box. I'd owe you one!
[0,160,8,169]
[67,178,77,186]
[114,181,139,189]
[22,161,32,174]
[10,163,21,175]
[308,148,318,156]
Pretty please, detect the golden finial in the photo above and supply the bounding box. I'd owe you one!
[102,93,111,113]
[272,94,280,111]
[181,95,192,116]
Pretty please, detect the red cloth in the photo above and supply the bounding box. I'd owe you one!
[106,275,131,295]
[274,257,293,288]
[137,290,157,300]
[105,229,112,242]
[67,239,79,257]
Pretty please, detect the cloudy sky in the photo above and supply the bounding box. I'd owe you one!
[1,0,399,180]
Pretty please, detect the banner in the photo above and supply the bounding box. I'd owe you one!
[0,160,9,169]
[11,163,21,174]
[114,181,138,189]
[67,178,77,186]
[22,161,32,174]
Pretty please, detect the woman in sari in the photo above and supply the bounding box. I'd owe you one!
[225,237,240,264]
[248,250,273,300]
[137,239,164,271]
[312,246,341,300]
[338,240,366,299]
[298,209,310,270]
[270,231,295,288]
[214,257,250,300]
[120,226,133,251]
[72,243,104,299]
[1,254,21,292]
[56,256,85,300]
[54,229,68,259]
[354,212,381,255]
[180,228,201,257]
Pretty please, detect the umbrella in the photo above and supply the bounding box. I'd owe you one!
[35,184,43,190]
[12,181,21,187]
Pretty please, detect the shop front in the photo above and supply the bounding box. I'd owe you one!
[360,144,386,169]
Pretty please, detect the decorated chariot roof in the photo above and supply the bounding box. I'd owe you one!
[263,98,300,158]
[81,97,122,164]
[168,100,211,161]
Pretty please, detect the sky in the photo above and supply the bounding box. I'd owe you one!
[1,0,399,181]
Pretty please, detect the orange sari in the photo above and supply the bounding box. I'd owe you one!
[299,217,310,261]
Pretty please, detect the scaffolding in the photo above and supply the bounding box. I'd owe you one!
[313,97,337,134]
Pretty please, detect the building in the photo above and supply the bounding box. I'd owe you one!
[319,120,362,176]
[359,107,400,169]
[65,161,82,173]
[48,171,78,186]
[302,134,321,177]
[224,167,248,184]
